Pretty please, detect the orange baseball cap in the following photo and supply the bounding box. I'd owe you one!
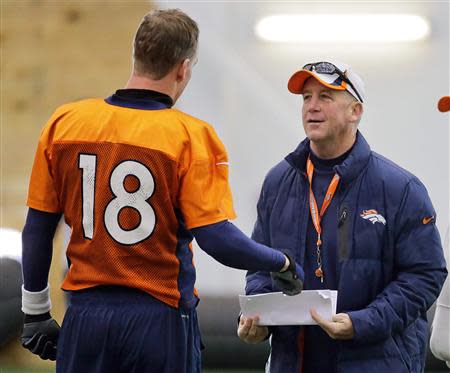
[438,96,450,112]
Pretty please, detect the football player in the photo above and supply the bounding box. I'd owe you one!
[20,9,303,373]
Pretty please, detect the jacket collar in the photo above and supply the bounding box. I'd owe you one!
[285,131,371,184]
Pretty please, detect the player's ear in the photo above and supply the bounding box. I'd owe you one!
[176,58,191,82]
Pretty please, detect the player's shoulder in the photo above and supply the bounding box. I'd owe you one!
[170,108,217,133]
[49,98,104,121]
[170,109,228,156]
[39,99,103,137]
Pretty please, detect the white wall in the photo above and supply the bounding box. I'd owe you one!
[157,1,450,295]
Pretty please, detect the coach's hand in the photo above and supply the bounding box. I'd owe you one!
[21,313,60,361]
[271,250,304,296]
[237,316,269,344]
[311,309,354,340]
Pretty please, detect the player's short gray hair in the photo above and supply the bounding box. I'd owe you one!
[133,9,199,80]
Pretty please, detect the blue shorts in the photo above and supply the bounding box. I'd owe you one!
[56,286,202,373]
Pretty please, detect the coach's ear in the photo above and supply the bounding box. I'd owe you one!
[348,100,363,125]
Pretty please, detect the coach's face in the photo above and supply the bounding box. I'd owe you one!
[301,78,361,152]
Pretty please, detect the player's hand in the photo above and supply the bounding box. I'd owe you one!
[21,314,60,361]
[237,315,269,344]
[270,250,304,296]
[310,309,354,340]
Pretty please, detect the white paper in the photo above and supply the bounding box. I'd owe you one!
[239,290,338,325]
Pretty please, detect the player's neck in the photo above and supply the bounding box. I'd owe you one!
[125,73,176,102]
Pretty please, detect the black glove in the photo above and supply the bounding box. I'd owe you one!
[271,250,304,296]
[21,312,60,361]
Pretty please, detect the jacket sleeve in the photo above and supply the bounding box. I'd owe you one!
[348,179,448,344]
[245,181,274,295]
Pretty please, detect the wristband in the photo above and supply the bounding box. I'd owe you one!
[22,284,51,315]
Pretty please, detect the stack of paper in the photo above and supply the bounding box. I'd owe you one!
[239,290,338,325]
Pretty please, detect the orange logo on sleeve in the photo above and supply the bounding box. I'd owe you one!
[422,216,435,225]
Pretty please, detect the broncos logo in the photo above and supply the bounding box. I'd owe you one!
[360,209,386,225]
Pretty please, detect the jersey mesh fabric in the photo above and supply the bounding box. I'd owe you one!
[27,98,236,308]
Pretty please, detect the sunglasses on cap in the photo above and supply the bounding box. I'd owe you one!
[302,62,364,103]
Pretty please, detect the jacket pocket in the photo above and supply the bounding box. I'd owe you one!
[337,204,351,284]
[338,337,410,373]
[392,334,412,372]
[337,205,350,261]
[398,321,423,373]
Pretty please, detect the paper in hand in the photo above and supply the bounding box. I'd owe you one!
[239,290,337,325]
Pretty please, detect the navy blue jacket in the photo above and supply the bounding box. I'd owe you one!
[246,132,447,373]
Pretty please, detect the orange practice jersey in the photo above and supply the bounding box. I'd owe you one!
[27,98,236,308]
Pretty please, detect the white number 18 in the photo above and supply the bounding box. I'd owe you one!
[78,154,156,245]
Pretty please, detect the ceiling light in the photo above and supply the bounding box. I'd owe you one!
[255,14,429,43]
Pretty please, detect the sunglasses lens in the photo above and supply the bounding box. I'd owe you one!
[315,62,335,74]
[303,62,337,74]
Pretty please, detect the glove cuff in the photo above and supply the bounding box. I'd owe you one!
[24,312,51,323]
[22,284,52,315]
[280,249,297,277]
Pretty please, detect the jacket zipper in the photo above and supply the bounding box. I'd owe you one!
[338,208,348,227]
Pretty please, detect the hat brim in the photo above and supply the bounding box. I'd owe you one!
[438,96,450,112]
[288,70,347,94]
